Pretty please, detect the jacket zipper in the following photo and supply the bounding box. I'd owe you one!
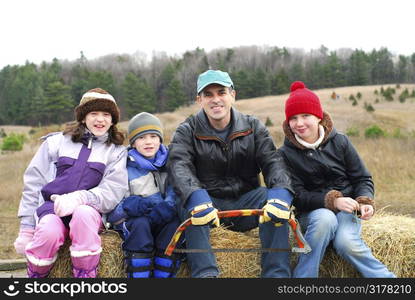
[196,128,252,176]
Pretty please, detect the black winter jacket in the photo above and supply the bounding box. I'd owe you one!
[167,108,293,207]
[280,113,374,213]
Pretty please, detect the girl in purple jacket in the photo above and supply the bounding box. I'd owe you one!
[13,88,128,278]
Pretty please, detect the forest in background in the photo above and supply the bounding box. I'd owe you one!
[1,45,415,126]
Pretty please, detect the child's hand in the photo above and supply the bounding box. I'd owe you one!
[149,200,177,226]
[123,194,162,216]
[107,202,128,225]
[52,191,87,217]
[359,204,374,220]
[334,197,360,213]
[14,227,35,255]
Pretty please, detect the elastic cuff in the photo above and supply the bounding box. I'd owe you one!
[356,196,375,213]
[267,199,290,209]
[26,253,58,266]
[20,224,35,230]
[199,272,219,278]
[70,247,102,258]
[191,203,213,214]
[20,216,36,229]
[324,190,343,212]
[84,191,101,212]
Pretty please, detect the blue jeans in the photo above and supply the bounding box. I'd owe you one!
[333,212,395,278]
[177,187,291,278]
[293,209,395,278]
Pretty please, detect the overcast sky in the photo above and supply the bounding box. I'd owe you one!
[1,0,413,68]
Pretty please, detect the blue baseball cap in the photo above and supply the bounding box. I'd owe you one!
[197,70,234,94]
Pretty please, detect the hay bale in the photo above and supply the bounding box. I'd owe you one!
[49,212,415,278]
[320,211,415,278]
[179,212,415,278]
[176,226,262,278]
[49,230,125,278]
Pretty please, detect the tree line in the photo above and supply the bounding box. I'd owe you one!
[1,45,414,126]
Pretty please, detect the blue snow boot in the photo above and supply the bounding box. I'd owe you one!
[125,251,153,278]
[153,250,182,278]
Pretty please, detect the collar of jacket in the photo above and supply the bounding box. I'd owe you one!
[194,108,253,143]
[81,129,109,147]
[282,112,335,150]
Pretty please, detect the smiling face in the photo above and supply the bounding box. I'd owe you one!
[83,111,113,136]
[196,84,236,130]
[288,113,321,143]
[133,133,161,158]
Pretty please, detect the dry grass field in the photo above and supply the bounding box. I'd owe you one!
[1,83,414,261]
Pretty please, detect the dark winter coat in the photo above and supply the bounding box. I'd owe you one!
[167,108,293,207]
[280,112,375,213]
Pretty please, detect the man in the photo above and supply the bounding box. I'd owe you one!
[167,70,293,278]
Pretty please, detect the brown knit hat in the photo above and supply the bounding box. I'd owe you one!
[75,88,120,124]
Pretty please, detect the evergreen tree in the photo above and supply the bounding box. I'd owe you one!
[325,52,346,87]
[87,70,117,94]
[249,69,271,97]
[289,61,306,83]
[70,64,90,105]
[156,62,176,111]
[122,72,156,118]
[230,70,252,100]
[347,50,370,86]
[0,65,19,124]
[271,68,290,95]
[6,63,44,125]
[165,79,186,111]
[369,48,395,84]
[42,81,73,124]
[305,59,325,89]
[411,53,415,82]
[397,55,409,83]
[2,46,415,126]
[39,58,62,85]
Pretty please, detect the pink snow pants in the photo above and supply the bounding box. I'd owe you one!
[25,205,103,266]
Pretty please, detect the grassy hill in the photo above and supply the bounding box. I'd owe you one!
[1,83,414,259]
[119,83,415,144]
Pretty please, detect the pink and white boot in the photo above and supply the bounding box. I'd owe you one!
[71,254,100,278]
[27,261,54,278]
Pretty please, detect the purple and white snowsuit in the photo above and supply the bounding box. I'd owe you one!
[17,131,128,277]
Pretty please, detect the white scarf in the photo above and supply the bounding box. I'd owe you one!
[294,125,325,150]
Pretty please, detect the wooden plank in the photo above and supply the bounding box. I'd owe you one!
[0,259,26,271]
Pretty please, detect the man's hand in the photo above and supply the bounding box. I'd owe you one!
[259,199,291,225]
[259,188,292,226]
[190,203,219,227]
[186,189,219,227]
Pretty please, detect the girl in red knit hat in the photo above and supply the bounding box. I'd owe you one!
[280,81,395,278]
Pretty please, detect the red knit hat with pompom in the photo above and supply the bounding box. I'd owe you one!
[284,81,323,121]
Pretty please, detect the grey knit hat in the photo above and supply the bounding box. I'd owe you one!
[128,112,163,145]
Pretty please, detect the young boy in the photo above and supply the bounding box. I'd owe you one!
[107,112,182,278]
